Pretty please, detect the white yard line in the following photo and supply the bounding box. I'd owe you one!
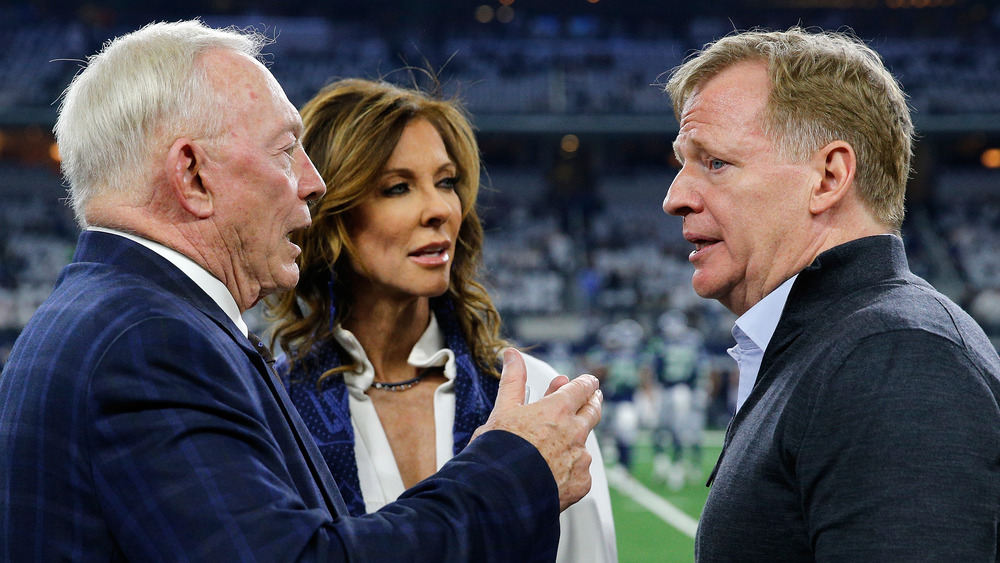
[605,466,700,539]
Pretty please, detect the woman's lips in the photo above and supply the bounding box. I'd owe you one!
[409,243,450,266]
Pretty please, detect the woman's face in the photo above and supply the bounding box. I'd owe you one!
[345,118,463,304]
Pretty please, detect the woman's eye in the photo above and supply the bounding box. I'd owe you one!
[383,182,409,196]
[438,176,459,190]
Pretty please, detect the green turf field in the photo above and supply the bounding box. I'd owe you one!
[606,432,723,562]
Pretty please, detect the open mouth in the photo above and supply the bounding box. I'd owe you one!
[284,226,307,251]
[688,237,721,258]
[410,247,446,258]
[409,242,451,265]
[409,241,449,257]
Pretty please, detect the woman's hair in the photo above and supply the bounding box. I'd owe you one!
[55,19,268,227]
[268,78,507,381]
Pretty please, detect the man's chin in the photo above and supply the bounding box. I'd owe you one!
[691,273,721,300]
[253,271,299,306]
[269,282,297,298]
[274,266,301,293]
[692,276,737,310]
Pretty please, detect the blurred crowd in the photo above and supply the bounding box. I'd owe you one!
[5,5,1000,118]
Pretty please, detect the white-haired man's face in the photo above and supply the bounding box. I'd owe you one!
[195,50,326,310]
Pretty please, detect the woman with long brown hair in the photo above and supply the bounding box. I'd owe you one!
[268,78,616,562]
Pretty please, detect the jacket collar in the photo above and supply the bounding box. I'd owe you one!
[706,235,916,486]
[73,229,349,516]
[761,234,915,374]
[73,230,246,347]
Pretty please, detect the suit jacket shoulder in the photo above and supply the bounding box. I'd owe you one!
[1,231,346,561]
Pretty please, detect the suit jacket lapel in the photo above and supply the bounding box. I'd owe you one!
[241,339,349,517]
[76,231,348,516]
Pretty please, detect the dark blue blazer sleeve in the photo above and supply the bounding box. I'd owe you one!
[89,316,558,562]
[339,432,560,562]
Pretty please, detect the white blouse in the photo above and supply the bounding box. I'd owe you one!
[333,315,457,511]
[332,315,618,562]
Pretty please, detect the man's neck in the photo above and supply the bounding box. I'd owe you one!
[87,226,249,337]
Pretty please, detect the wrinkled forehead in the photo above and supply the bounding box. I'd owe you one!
[677,58,769,111]
[684,64,769,126]
[202,49,294,110]
[671,63,774,161]
[201,49,299,131]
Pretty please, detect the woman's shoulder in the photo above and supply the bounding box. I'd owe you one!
[519,351,563,402]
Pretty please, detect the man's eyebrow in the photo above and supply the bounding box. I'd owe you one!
[672,136,707,162]
[269,118,303,146]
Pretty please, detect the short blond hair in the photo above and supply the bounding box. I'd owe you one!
[666,27,913,231]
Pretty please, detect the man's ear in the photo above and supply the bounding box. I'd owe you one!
[166,138,214,219]
[809,140,857,215]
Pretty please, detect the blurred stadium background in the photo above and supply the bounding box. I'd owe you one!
[2,0,1000,560]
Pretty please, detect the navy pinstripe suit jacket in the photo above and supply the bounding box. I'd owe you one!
[0,230,559,562]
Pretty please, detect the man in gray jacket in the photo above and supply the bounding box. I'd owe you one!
[663,27,1000,561]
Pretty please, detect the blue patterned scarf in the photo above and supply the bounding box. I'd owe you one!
[276,294,500,516]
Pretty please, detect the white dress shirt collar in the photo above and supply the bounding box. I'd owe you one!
[87,227,249,337]
[728,274,798,413]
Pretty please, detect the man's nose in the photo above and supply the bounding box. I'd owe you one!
[663,168,701,217]
[299,152,326,202]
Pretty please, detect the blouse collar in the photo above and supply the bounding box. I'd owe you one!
[333,313,456,392]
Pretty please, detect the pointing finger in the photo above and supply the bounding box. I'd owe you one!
[494,348,528,411]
